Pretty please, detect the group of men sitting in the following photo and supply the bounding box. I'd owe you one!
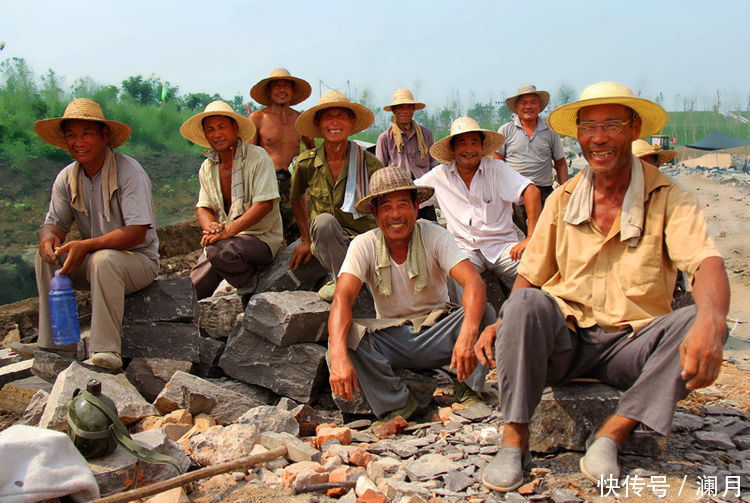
[12,70,729,492]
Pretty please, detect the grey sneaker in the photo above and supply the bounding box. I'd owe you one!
[482,446,531,492]
[580,434,620,483]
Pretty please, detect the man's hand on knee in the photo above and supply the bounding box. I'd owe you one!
[475,319,500,369]
[679,315,725,390]
[57,240,92,275]
[39,237,61,266]
[329,357,360,400]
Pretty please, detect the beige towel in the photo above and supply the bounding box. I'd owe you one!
[392,121,428,160]
[374,221,428,296]
[563,155,645,246]
[68,147,118,222]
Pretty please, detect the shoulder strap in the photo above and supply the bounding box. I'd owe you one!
[80,390,183,474]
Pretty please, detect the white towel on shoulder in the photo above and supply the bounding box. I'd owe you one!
[563,155,645,246]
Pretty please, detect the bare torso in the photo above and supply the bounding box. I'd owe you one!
[251,107,310,171]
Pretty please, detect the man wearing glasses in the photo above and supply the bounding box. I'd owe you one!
[476,82,729,492]
[415,117,541,290]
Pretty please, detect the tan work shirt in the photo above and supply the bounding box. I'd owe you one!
[290,143,381,235]
[519,162,721,334]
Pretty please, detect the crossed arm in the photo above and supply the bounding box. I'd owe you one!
[196,200,274,247]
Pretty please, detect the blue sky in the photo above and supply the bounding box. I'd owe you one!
[2,0,748,112]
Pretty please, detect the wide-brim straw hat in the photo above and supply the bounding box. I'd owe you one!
[632,139,676,165]
[548,81,668,139]
[180,100,257,148]
[505,84,550,113]
[295,90,374,139]
[355,166,435,214]
[430,116,505,164]
[34,98,131,150]
[384,88,426,112]
[250,68,312,107]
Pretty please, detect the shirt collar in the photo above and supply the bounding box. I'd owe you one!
[513,114,548,131]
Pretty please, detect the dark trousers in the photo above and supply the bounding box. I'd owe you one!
[512,185,554,236]
[190,235,272,299]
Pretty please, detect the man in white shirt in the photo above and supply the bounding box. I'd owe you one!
[416,117,541,288]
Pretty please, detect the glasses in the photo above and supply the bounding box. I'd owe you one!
[577,120,630,136]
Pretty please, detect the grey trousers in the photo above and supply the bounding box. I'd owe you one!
[190,235,272,300]
[496,288,705,436]
[349,305,495,417]
[36,249,157,354]
[310,213,349,278]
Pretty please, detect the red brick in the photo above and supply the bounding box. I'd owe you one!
[372,416,408,439]
[315,426,353,448]
[356,488,388,503]
[349,448,375,468]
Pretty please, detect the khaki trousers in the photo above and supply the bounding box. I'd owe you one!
[36,249,157,354]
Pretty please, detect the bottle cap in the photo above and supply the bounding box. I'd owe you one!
[86,379,101,395]
[51,270,73,290]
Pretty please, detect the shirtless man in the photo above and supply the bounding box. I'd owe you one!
[250,69,316,243]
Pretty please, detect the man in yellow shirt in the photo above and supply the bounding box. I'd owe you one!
[476,82,729,492]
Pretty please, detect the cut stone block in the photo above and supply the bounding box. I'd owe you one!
[529,383,666,456]
[89,428,190,498]
[0,359,32,387]
[206,377,277,405]
[17,389,49,426]
[243,291,330,346]
[39,362,158,431]
[189,424,259,466]
[238,405,300,436]
[154,371,263,424]
[256,239,329,294]
[125,358,193,402]
[132,428,191,483]
[220,324,327,403]
[31,350,76,383]
[124,277,198,323]
[0,375,52,413]
[0,347,23,368]
[121,322,202,363]
[259,431,321,463]
[198,295,243,339]
[192,336,226,378]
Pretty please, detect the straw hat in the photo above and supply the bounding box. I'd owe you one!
[250,68,312,107]
[295,90,374,139]
[34,98,131,150]
[430,117,505,164]
[632,139,676,165]
[180,101,257,148]
[383,89,426,112]
[505,84,550,113]
[548,82,668,139]
[355,166,435,214]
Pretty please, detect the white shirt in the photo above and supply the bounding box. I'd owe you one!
[340,221,466,320]
[415,157,531,263]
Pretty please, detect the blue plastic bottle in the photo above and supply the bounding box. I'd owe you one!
[49,270,81,345]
